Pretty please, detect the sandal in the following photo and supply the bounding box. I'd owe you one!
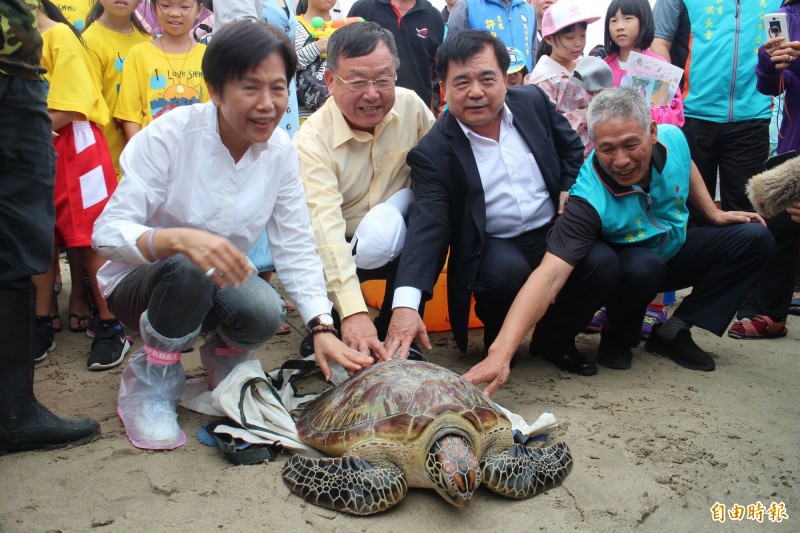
[68,313,89,333]
[202,420,278,465]
[275,321,292,335]
[51,315,63,333]
[728,315,788,339]
[283,297,296,312]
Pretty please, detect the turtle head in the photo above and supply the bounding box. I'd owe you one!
[426,434,481,508]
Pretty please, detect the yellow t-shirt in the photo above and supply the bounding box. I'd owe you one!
[114,41,208,128]
[40,23,110,127]
[83,22,150,177]
[53,0,93,31]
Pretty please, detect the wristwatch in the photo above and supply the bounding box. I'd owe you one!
[307,313,334,330]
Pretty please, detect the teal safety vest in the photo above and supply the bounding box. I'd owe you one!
[467,0,535,71]
[569,125,691,261]
[682,0,781,122]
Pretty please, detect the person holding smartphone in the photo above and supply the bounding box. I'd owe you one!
[650,0,781,216]
[727,0,800,340]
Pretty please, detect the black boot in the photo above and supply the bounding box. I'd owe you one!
[0,286,100,455]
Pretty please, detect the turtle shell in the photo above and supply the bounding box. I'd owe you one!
[296,359,509,456]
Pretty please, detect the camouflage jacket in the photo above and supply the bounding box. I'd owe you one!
[0,0,45,80]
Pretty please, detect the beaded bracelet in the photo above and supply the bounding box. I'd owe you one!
[146,227,164,261]
[310,325,339,336]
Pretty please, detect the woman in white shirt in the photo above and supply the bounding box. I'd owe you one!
[93,21,372,451]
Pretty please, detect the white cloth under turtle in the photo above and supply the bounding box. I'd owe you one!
[180,357,559,455]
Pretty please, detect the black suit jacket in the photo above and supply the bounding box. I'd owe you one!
[396,84,584,351]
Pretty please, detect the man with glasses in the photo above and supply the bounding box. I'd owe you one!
[294,22,436,359]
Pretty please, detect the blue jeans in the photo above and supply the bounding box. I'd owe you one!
[107,254,285,348]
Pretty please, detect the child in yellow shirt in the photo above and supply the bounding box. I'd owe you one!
[83,0,150,178]
[53,0,93,30]
[34,0,130,370]
[115,0,209,139]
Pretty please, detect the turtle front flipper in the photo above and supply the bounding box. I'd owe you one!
[282,454,408,515]
[481,442,573,499]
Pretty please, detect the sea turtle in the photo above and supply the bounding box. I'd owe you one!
[282,359,572,515]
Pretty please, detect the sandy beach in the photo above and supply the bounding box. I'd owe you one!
[1,266,798,532]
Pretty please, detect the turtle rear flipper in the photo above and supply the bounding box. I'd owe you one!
[282,455,408,515]
[481,442,573,499]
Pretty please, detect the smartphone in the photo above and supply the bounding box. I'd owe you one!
[765,13,789,44]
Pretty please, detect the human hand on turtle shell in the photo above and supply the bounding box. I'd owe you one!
[313,332,375,381]
[341,312,388,360]
[383,307,432,361]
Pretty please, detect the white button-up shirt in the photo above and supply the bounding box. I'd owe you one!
[93,101,331,324]
[460,104,554,238]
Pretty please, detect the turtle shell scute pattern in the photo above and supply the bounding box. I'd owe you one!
[297,360,509,453]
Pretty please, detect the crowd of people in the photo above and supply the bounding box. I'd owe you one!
[1,0,798,456]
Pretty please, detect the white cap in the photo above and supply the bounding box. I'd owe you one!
[350,188,414,270]
[571,56,613,91]
[541,0,601,38]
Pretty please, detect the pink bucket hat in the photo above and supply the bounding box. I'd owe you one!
[540,0,601,38]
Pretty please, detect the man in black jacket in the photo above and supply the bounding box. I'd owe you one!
[384,30,618,377]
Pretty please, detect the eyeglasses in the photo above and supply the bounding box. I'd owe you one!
[334,73,397,92]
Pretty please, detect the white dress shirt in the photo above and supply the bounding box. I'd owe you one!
[93,101,331,324]
[393,105,553,311]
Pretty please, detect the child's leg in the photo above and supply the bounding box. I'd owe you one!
[76,246,130,371]
[30,256,57,361]
[77,247,114,321]
[65,248,90,332]
[32,252,56,319]
[48,247,62,331]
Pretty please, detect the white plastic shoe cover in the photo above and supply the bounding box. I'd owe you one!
[118,349,187,450]
[199,332,257,390]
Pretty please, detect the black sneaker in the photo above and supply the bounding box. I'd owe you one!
[34,316,56,363]
[645,328,715,371]
[87,319,131,371]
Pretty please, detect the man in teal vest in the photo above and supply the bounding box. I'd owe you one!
[651,0,782,215]
[462,88,774,397]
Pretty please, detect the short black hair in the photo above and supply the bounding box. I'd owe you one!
[604,0,655,54]
[202,21,297,93]
[326,21,400,73]
[435,30,510,82]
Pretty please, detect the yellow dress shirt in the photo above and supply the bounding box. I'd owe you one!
[295,87,435,319]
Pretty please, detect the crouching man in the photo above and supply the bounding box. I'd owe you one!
[465,87,774,395]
